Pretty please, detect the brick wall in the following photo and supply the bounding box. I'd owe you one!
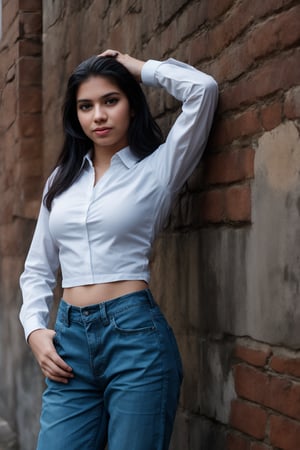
[0,1,299,449]
[228,339,300,450]
[0,1,44,448]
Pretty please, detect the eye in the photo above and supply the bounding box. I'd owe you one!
[105,97,119,106]
[78,103,92,111]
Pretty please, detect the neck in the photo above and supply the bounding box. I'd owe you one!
[92,146,116,168]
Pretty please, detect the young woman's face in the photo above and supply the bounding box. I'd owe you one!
[76,76,131,155]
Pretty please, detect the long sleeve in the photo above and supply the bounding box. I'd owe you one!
[141,58,218,194]
[19,58,218,342]
[19,178,60,341]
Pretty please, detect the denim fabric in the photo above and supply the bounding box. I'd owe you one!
[37,289,183,450]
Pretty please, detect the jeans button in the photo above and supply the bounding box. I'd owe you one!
[83,310,90,316]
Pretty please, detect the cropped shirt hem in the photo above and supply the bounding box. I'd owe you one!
[61,272,150,287]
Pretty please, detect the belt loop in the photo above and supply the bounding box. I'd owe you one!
[64,303,71,327]
[145,289,155,308]
[99,302,109,326]
[60,301,71,327]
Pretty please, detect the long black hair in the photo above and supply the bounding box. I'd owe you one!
[44,55,163,210]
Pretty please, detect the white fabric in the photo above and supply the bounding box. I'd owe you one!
[19,58,218,340]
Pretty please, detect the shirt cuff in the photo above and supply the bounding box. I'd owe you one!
[22,317,47,342]
[141,59,162,87]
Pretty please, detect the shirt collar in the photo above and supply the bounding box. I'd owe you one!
[113,146,140,168]
[81,146,139,171]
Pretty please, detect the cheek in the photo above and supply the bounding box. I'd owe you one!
[77,112,88,131]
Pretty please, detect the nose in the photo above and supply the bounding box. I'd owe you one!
[94,104,107,122]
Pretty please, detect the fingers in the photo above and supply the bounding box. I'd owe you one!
[97,49,119,58]
[28,328,74,384]
[97,49,145,82]
[39,349,74,383]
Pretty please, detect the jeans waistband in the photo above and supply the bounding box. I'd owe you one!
[57,289,156,327]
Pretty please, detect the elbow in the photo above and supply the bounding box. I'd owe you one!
[206,76,219,102]
[202,76,219,112]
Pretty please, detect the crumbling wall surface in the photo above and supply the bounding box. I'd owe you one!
[0,0,299,449]
[0,1,44,449]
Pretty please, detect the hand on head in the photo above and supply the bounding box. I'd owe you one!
[98,49,145,82]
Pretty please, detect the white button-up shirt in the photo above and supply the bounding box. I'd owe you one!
[19,58,218,339]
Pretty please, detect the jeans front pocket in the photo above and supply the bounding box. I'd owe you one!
[112,304,157,335]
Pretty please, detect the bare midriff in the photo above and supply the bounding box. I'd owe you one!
[63,280,148,307]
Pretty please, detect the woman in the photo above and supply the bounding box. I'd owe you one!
[19,49,218,450]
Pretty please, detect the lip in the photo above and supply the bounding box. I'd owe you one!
[93,127,112,137]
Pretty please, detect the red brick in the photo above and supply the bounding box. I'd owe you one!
[19,38,42,57]
[270,415,300,450]
[187,166,204,192]
[161,0,187,23]
[208,41,252,83]
[20,11,42,36]
[234,364,300,420]
[204,148,255,186]
[189,34,211,66]
[208,4,254,58]
[0,190,15,225]
[19,86,42,113]
[262,377,300,421]
[2,0,18,33]
[18,57,41,86]
[270,354,300,378]
[19,0,42,10]
[234,365,269,401]
[200,189,224,223]
[235,343,271,367]
[175,2,207,50]
[19,114,42,138]
[0,220,32,257]
[182,0,234,57]
[224,184,251,222]
[250,444,272,450]
[226,431,250,450]
[209,5,300,84]
[284,86,300,119]
[212,109,261,147]
[220,49,300,113]
[1,82,17,129]
[247,6,300,61]
[21,175,43,201]
[19,137,42,159]
[205,0,295,61]
[240,0,295,20]
[261,101,282,132]
[230,399,267,439]
[200,0,293,62]
[18,158,42,178]
[160,21,178,55]
[206,0,234,21]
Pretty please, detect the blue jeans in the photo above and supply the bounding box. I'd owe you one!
[37,289,183,450]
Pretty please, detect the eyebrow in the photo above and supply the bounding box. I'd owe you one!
[77,91,121,103]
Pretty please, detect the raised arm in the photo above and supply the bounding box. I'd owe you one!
[142,58,218,193]
[99,49,218,195]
